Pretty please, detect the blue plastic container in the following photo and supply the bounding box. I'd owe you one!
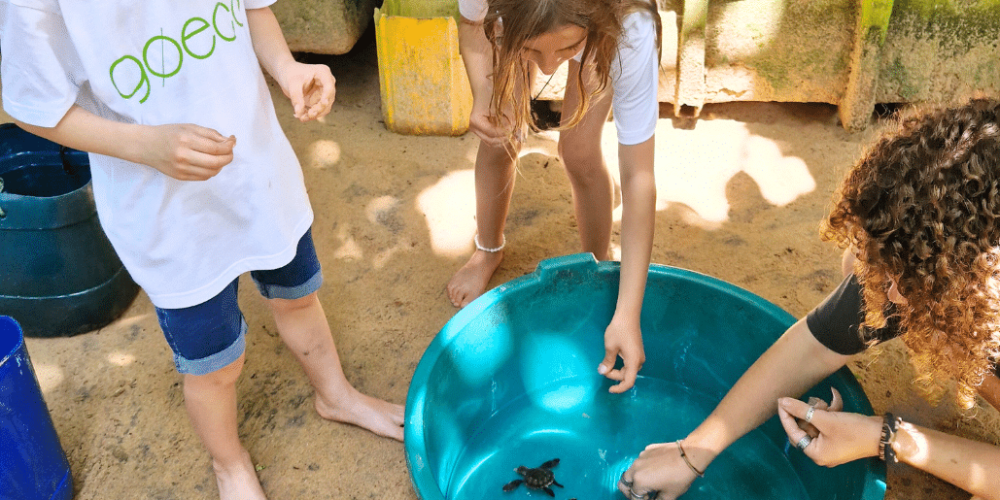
[0,123,139,337]
[406,254,886,500]
[0,315,73,500]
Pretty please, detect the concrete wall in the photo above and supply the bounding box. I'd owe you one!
[272,0,379,55]
[535,0,1000,130]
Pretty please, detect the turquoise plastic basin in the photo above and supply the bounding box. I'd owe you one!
[405,254,885,500]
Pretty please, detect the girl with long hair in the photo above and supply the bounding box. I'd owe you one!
[449,0,662,393]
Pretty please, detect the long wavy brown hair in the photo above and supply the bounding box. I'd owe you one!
[483,0,661,136]
[824,99,1000,409]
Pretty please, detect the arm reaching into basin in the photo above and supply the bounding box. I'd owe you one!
[599,137,656,393]
[623,99,1000,500]
[619,318,852,499]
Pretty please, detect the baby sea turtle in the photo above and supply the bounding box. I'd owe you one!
[502,458,564,496]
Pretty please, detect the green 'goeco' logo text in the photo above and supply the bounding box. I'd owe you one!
[109,0,245,103]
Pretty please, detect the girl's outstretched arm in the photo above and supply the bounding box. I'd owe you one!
[598,137,655,393]
[623,319,851,499]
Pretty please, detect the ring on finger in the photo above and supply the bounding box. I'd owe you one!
[619,471,633,489]
[629,488,659,500]
[795,435,813,450]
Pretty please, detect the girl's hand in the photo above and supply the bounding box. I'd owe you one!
[468,102,523,148]
[140,124,236,181]
[777,391,882,467]
[599,316,645,393]
[468,105,506,146]
[618,441,702,500]
[277,61,336,122]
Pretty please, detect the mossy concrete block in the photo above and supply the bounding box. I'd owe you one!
[877,0,1000,104]
[272,0,377,55]
[523,0,999,130]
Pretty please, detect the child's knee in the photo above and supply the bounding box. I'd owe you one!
[558,137,602,173]
[184,354,245,389]
[268,291,319,316]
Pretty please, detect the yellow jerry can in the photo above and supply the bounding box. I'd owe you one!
[374,0,472,136]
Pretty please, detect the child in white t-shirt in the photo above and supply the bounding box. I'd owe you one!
[0,1,402,499]
[447,0,661,394]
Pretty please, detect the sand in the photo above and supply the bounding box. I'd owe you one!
[8,32,998,500]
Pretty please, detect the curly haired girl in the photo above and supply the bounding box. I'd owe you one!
[448,0,662,394]
[620,99,1000,500]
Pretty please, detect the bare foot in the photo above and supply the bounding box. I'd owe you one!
[213,448,268,500]
[446,249,504,307]
[315,388,405,441]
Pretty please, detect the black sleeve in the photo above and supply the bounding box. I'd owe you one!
[806,275,901,355]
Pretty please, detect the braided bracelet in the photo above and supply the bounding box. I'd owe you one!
[676,440,705,478]
[878,413,898,462]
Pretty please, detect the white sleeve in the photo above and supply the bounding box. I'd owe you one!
[457,0,488,22]
[0,1,86,127]
[610,10,659,146]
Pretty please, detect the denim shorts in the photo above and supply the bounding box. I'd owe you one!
[154,228,323,375]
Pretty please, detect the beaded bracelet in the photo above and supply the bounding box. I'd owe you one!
[878,413,898,462]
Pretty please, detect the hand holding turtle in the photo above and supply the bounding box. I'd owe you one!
[778,392,882,467]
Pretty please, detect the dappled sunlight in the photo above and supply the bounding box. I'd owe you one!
[34,363,64,394]
[449,320,515,387]
[714,1,785,60]
[365,195,400,224]
[416,169,478,258]
[332,224,364,261]
[372,240,415,270]
[605,117,814,227]
[521,333,597,414]
[419,114,814,256]
[741,135,815,206]
[107,351,136,367]
[305,139,341,170]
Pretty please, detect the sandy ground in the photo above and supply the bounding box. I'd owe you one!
[7,30,999,500]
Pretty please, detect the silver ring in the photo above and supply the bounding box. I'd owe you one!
[805,406,816,423]
[619,471,633,488]
[629,489,657,500]
[795,435,812,450]
[629,490,659,500]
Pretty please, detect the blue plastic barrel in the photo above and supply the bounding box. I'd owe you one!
[0,315,73,500]
[0,123,139,337]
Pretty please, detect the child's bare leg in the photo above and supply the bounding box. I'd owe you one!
[446,140,518,307]
[559,60,615,261]
[267,292,404,441]
[183,355,268,500]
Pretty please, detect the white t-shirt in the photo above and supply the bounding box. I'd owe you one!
[0,0,313,309]
[458,0,658,145]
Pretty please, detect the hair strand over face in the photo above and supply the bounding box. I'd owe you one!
[483,0,661,137]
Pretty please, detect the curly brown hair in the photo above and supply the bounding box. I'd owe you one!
[483,0,660,135]
[824,99,1000,409]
